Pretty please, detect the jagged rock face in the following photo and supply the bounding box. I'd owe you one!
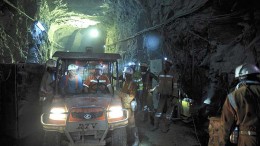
[1,0,260,111]
[0,0,38,63]
[107,0,260,106]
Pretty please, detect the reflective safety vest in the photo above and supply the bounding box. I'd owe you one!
[133,71,143,91]
[84,75,110,87]
[157,70,174,95]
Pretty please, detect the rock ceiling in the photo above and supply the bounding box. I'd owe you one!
[1,0,260,112]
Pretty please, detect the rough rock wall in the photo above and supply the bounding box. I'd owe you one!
[1,0,260,107]
[107,0,260,107]
[106,0,144,65]
[0,0,50,63]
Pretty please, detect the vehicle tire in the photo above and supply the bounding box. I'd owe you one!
[43,131,61,146]
[111,127,127,146]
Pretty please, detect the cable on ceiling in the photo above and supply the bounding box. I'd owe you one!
[3,0,35,21]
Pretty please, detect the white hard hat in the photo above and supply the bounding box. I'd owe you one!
[128,62,136,66]
[95,64,103,70]
[68,64,78,71]
[235,63,260,78]
[123,67,133,75]
[46,59,56,68]
[164,59,173,65]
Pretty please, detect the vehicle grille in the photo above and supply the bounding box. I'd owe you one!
[69,107,105,122]
[70,130,105,141]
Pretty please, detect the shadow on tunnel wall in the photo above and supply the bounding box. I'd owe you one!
[0,63,45,146]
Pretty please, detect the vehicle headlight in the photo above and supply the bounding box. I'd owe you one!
[49,107,67,120]
[107,106,123,119]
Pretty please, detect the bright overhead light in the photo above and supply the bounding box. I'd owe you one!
[89,28,99,38]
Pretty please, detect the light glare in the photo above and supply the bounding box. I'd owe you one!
[108,106,123,119]
[49,107,67,120]
[89,28,99,38]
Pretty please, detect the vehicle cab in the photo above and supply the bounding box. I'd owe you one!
[41,51,128,146]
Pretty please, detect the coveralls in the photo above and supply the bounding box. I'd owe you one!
[59,74,83,94]
[221,81,260,146]
[39,69,56,112]
[84,74,110,93]
[153,68,175,132]
[120,77,140,146]
[133,70,143,111]
[140,71,158,122]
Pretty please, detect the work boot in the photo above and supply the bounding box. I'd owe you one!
[148,111,154,126]
[132,127,140,146]
[150,117,159,131]
[141,111,149,122]
[161,118,170,133]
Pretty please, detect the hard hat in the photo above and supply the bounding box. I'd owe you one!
[235,63,260,78]
[68,64,78,71]
[123,67,133,75]
[128,62,136,66]
[95,64,103,70]
[164,59,173,65]
[46,59,56,68]
[140,62,148,68]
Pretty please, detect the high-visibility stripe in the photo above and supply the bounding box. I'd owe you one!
[159,75,173,78]
[83,83,89,87]
[90,80,106,83]
[155,112,162,117]
[228,93,237,110]
[90,80,97,83]
[134,79,142,82]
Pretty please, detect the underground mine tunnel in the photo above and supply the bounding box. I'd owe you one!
[0,0,260,146]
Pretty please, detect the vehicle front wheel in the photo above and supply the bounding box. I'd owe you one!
[111,127,127,146]
[43,131,61,146]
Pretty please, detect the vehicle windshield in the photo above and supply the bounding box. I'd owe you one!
[57,59,115,96]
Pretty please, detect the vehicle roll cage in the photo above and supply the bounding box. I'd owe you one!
[52,51,121,95]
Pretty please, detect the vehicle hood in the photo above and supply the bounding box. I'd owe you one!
[64,94,113,110]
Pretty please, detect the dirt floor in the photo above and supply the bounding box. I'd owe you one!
[0,113,203,146]
[136,117,201,146]
[0,120,202,146]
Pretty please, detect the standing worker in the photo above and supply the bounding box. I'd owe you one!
[128,62,143,111]
[39,59,57,112]
[139,62,158,124]
[220,63,260,146]
[151,59,175,133]
[119,66,140,146]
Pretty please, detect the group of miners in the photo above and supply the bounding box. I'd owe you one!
[118,59,180,133]
[40,58,260,146]
[39,58,179,145]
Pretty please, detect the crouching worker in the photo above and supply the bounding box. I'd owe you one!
[118,66,140,146]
